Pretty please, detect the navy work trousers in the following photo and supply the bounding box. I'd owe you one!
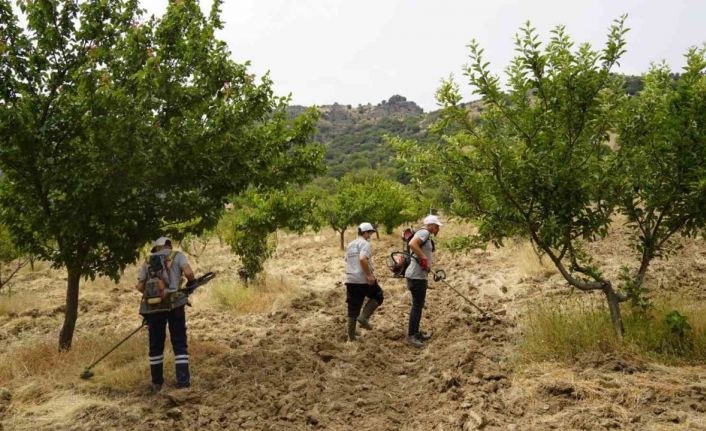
[145,305,189,387]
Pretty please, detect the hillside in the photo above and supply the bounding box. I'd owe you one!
[291,95,485,179]
[2,221,706,430]
[292,73,647,180]
[289,95,430,179]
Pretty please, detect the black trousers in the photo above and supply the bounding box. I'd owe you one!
[346,282,384,318]
[145,306,189,386]
[407,278,428,336]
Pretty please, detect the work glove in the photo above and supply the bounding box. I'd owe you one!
[419,258,429,272]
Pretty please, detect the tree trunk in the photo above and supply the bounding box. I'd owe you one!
[373,224,380,240]
[59,267,81,351]
[604,288,624,340]
[339,229,346,250]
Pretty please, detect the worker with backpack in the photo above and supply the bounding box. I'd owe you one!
[344,222,384,342]
[404,215,442,348]
[136,236,195,393]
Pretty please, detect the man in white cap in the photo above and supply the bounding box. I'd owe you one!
[404,215,443,348]
[136,236,195,392]
[344,222,384,341]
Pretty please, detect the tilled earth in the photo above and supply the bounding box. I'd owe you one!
[2,226,706,430]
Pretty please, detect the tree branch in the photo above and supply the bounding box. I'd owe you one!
[0,257,30,290]
[531,228,604,292]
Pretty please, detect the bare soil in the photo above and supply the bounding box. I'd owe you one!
[2,222,706,430]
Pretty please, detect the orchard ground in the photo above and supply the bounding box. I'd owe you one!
[2,220,706,430]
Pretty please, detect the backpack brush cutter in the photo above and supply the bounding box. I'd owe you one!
[79,272,216,380]
[431,269,499,322]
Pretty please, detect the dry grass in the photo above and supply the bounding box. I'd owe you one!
[0,328,225,394]
[206,273,299,315]
[512,240,557,278]
[0,331,147,389]
[0,292,34,316]
[17,259,48,273]
[94,333,225,392]
[3,390,119,431]
[433,217,476,238]
[518,294,706,365]
[518,295,619,363]
[652,295,706,333]
[0,331,226,431]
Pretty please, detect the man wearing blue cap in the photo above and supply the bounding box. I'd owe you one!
[344,222,384,342]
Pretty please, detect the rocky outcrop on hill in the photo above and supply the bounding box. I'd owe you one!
[288,95,428,177]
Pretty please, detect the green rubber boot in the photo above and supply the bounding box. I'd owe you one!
[357,299,379,330]
[347,317,357,342]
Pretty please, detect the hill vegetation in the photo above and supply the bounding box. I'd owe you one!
[289,95,431,179]
[290,73,647,181]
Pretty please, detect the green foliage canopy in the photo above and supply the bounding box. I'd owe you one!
[0,0,322,348]
[398,17,631,334]
[616,47,706,297]
[366,175,420,234]
[320,171,421,248]
[398,17,706,337]
[320,175,375,250]
[0,223,27,290]
[0,224,19,265]
[220,187,321,280]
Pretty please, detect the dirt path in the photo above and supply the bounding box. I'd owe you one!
[121,270,515,430]
[63,234,523,431]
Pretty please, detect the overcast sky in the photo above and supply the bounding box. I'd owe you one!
[141,0,706,112]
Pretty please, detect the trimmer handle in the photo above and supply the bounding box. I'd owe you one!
[184,271,216,294]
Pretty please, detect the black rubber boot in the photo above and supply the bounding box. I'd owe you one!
[357,299,379,330]
[347,317,357,342]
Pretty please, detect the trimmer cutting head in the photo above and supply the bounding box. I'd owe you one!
[80,369,94,380]
[432,269,447,282]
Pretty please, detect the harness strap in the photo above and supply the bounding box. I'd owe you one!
[407,227,431,257]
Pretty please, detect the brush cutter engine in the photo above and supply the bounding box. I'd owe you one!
[387,251,411,278]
